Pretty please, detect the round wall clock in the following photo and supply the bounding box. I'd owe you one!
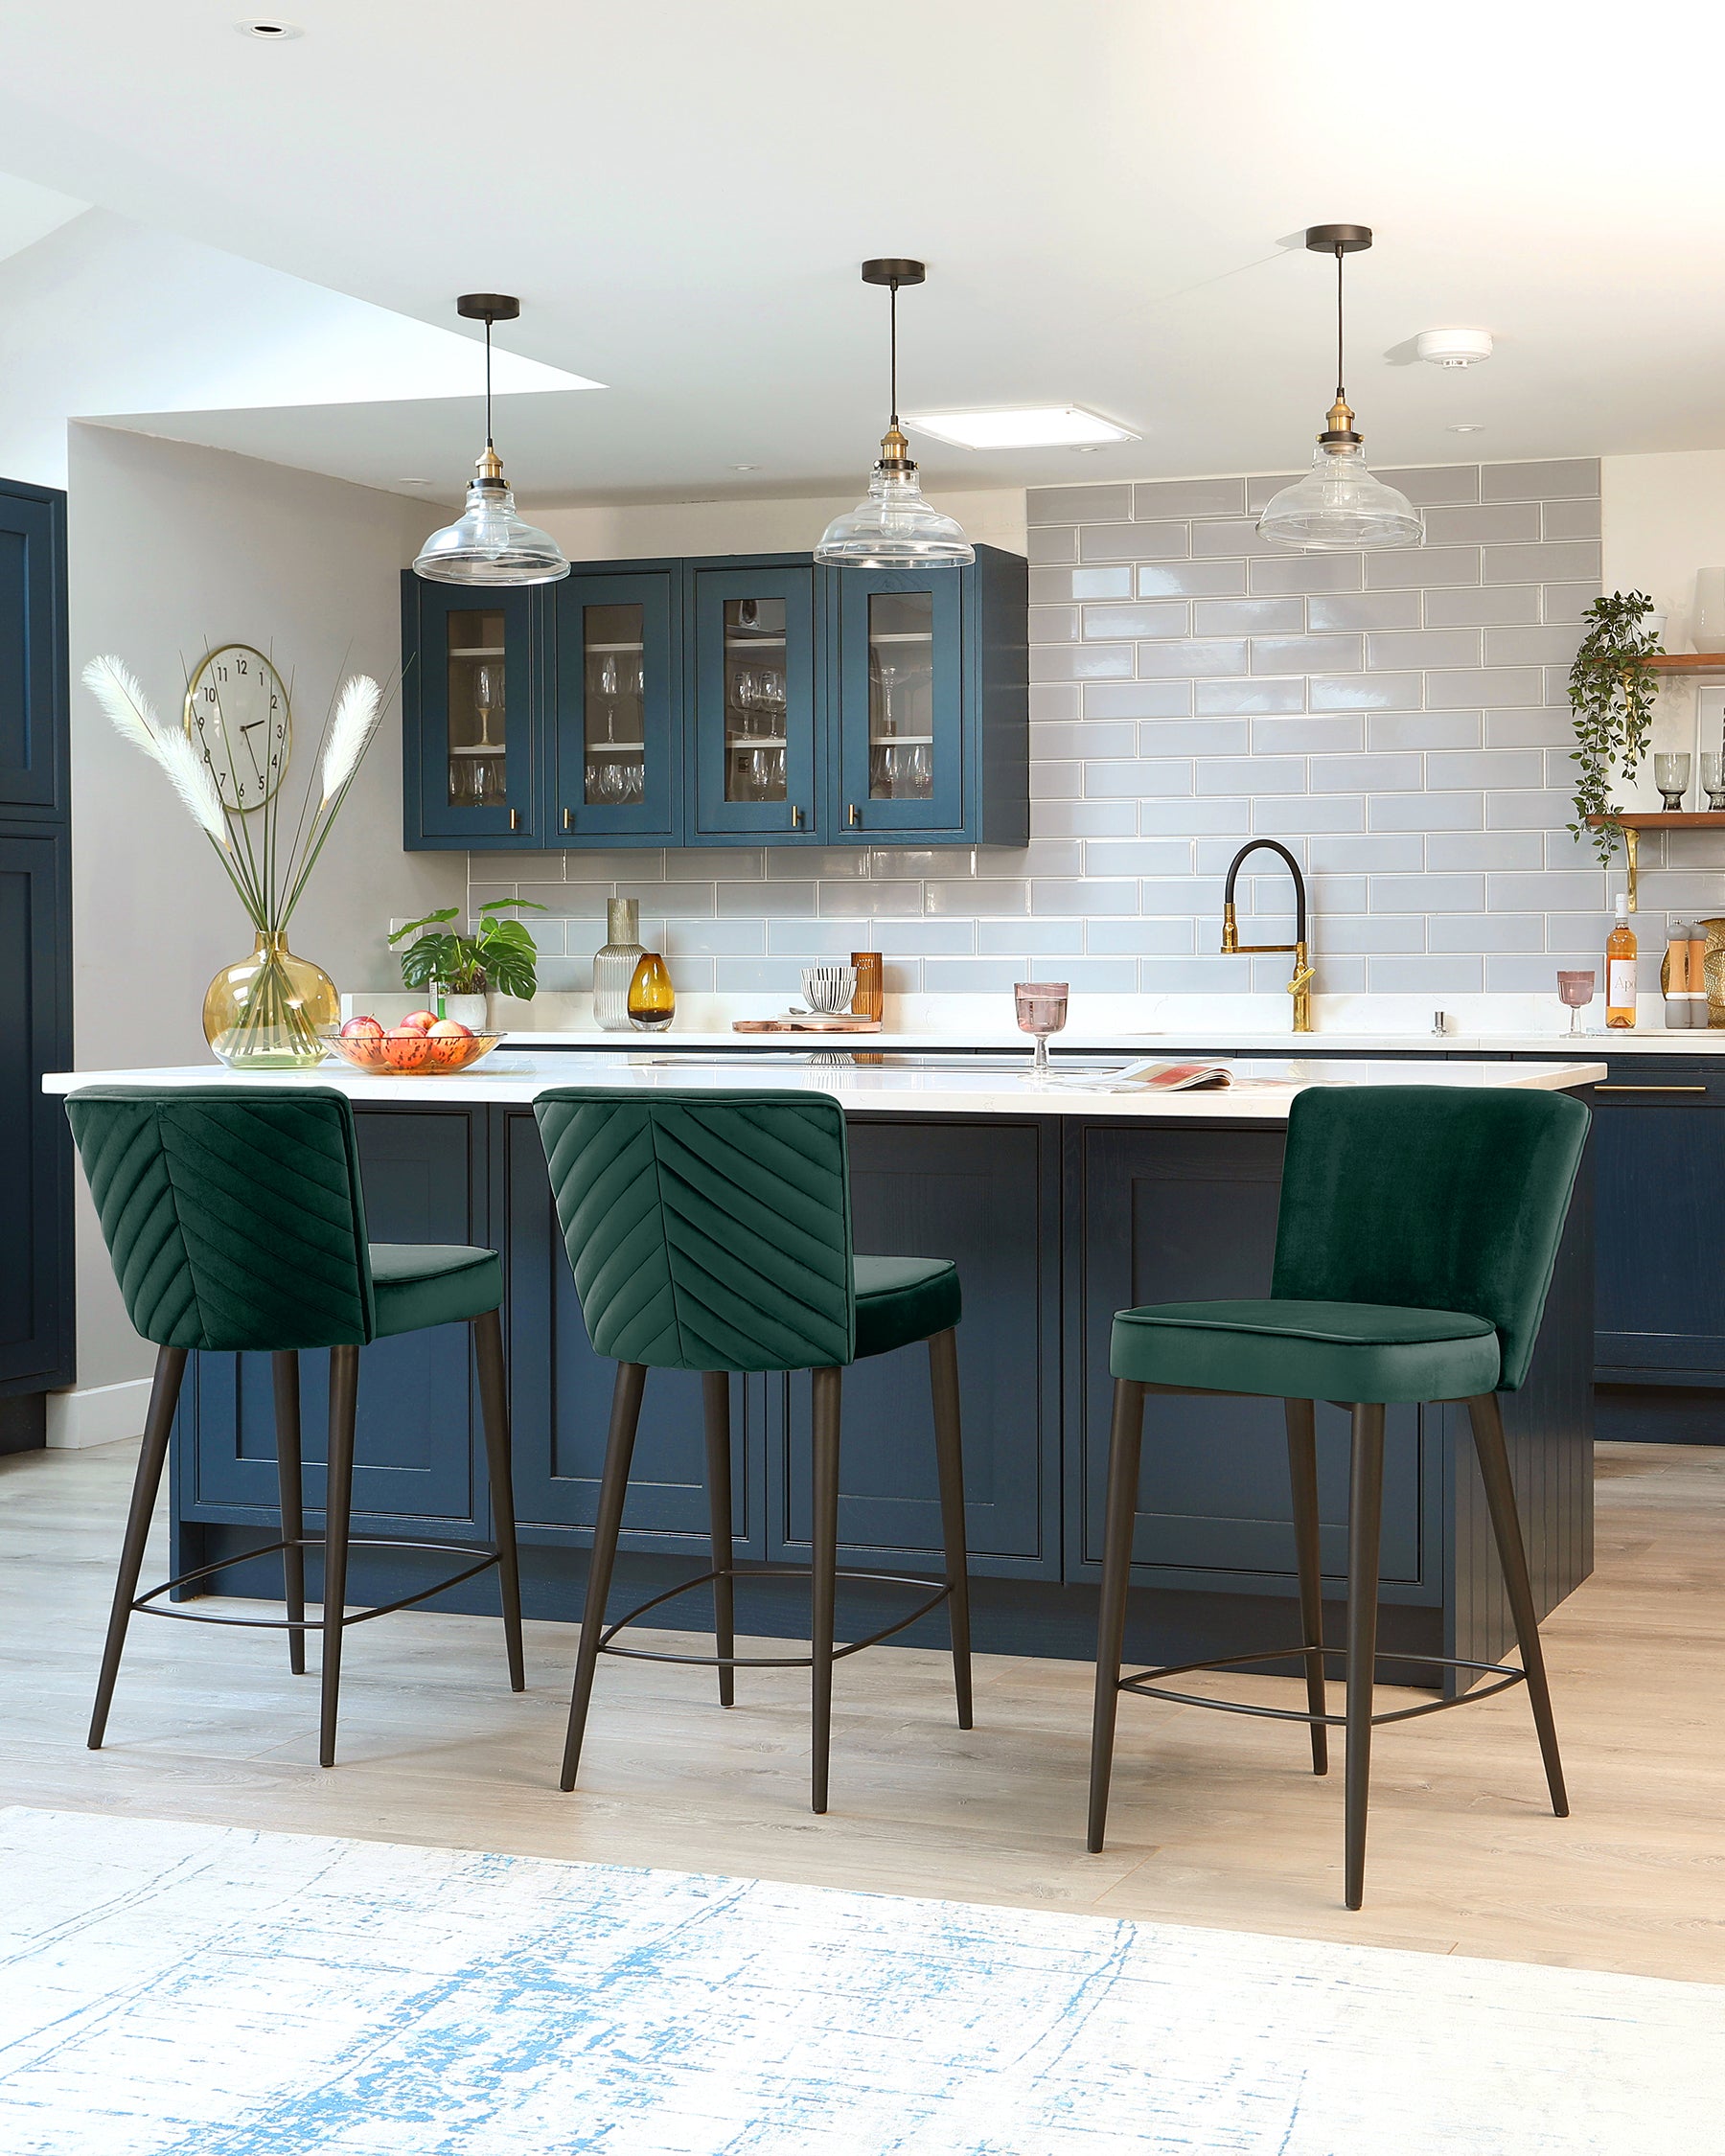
[182,644,291,811]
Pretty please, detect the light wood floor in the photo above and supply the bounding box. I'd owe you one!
[2,1437,1721,1983]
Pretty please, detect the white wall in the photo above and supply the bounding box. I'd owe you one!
[1602,449,1725,778]
[532,488,1026,562]
[55,425,465,1440]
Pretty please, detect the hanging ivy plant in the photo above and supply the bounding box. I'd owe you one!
[1567,590,1663,865]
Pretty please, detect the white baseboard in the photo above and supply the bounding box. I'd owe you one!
[46,1378,153,1451]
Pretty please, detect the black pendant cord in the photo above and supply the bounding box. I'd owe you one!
[480,314,495,452]
[1334,242,1346,408]
[888,278,900,432]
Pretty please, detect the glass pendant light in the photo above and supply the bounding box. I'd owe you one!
[413,293,569,585]
[1256,227,1421,552]
[816,260,974,569]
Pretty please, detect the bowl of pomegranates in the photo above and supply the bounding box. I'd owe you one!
[324,1011,501,1074]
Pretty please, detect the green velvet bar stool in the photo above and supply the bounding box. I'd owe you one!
[534,1087,972,1814]
[1088,1084,1590,1909]
[65,1085,524,1768]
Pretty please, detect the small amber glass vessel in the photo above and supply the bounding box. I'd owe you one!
[204,929,339,1070]
[627,951,675,1031]
[849,950,884,1021]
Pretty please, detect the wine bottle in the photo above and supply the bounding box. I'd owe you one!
[1606,893,1637,1029]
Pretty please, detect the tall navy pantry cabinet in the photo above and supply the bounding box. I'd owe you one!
[0,477,74,1452]
[401,544,1029,852]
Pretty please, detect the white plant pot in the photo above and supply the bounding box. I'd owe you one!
[443,994,490,1032]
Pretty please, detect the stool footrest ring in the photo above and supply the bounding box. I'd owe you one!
[597,1562,955,1669]
[1117,1642,1529,1728]
[130,1536,503,1630]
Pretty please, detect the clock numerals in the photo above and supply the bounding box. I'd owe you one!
[183,646,291,812]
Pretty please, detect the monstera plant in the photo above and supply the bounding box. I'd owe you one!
[390,899,545,1000]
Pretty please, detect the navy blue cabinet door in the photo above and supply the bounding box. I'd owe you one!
[1069,1123,1438,1599]
[775,1117,1059,1579]
[832,567,965,837]
[691,562,819,839]
[0,828,71,1390]
[403,578,542,848]
[495,1108,763,1556]
[0,482,65,814]
[1589,1066,1725,1381]
[554,569,678,845]
[180,1110,485,1530]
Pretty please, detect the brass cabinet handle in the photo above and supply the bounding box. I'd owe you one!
[847,803,861,827]
[563,808,575,832]
[1593,1083,1709,1093]
[509,809,521,832]
[792,805,804,829]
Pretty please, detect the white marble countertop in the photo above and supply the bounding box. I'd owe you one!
[501,1024,1698,1055]
[42,1053,1607,1121]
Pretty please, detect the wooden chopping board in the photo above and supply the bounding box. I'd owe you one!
[732,1014,885,1033]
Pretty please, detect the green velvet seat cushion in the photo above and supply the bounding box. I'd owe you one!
[853,1254,961,1361]
[1110,1297,1501,1404]
[369,1244,502,1339]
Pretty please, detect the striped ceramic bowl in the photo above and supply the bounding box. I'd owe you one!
[800,964,859,1015]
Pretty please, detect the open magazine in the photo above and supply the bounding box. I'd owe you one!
[1055,1057,1234,1092]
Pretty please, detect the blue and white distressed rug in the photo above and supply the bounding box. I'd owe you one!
[0,1806,1716,2154]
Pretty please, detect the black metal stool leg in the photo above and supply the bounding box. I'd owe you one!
[1088,1377,1145,1854]
[1466,1391,1568,1819]
[473,1308,525,1694]
[928,1328,973,1731]
[562,1361,645,1792]
[702,1371,736,1708]
[272,1351,307,1676]
[89,1345,186,1750]
[1284,1397,1328,1776]
[318,1343,360,1770]
[1344,1401,1385,1910]
[810,1365,842,1814]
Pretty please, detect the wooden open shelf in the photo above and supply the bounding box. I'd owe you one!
[1644,654,1725,675]
[1587,812,1725,828]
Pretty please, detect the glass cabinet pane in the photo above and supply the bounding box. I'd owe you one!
[582,602,646,807]
[724,597,788,804]
[866,590,934,801]
[446,608,509,808]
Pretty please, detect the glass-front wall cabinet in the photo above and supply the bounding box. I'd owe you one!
[408,580,539,845]
[554,570,677,840]
[693,563,816,838]
[446,608,510,810]
[835,567,964,834]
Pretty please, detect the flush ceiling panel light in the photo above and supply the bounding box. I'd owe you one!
[1416,327,1494,368]
[1257,225,1421,553]
[236,20,303,36]
[905,406,1138,450]
[413,293,569,586]
[816,260,974,570]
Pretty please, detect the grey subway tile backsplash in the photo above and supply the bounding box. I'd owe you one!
[472,459,1604,1000]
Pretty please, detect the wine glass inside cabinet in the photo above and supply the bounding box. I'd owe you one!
[553,568,678,843]
[446,608,509,808]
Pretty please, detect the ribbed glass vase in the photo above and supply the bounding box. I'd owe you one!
[204,930,339,1070]
[591,898,646,1032]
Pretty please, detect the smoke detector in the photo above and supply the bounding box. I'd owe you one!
[1416,328,1493,369]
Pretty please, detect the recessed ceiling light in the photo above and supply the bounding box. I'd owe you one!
[397,476,430,486]
[1446,423,1485,434]
[236,21,303,39]
[904,406,1138,450]
[730,463,761,472]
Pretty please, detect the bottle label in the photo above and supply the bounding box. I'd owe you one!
[1608,957,1637,1008]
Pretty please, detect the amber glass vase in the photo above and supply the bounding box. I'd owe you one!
[627,951,675,1032]
[204,930,339,1069]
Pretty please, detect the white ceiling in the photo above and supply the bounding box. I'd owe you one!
[1,0,1722,503]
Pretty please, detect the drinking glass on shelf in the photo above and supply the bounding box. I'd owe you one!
[1556,970,1596,1034]
[1655,752,1691,811]
[473,664,500,752]
[1015,980,1069,1075]
[1702,751,1725,811]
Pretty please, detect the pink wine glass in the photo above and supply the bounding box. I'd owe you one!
[1556,970,1595,1035]
[1015,981,1069,1074]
